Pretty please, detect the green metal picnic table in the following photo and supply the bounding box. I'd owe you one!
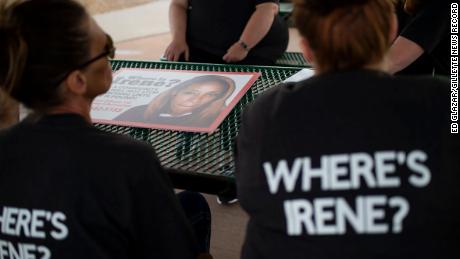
[275,52,311,67]
[95,60,302,195]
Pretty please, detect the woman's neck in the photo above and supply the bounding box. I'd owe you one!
[45,97,92,122]
[314,60,387,75]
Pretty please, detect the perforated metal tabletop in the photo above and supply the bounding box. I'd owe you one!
[275,52,311,67]
[95,60,301,194]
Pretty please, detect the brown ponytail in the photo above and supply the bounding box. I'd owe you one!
[0,0,91,111]
[0,1,25,126]
[0,2,28,97]
[293,0,395,73]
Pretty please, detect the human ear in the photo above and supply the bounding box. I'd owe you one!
[64,71,87,95]
[300,37,316,66]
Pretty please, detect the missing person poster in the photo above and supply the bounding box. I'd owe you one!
[91,68,260,133]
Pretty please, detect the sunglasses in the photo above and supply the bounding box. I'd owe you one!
[54,34,115,86]
[76,33,116,69]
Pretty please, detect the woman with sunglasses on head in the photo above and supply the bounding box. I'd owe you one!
[0,1,212,258]
[235,0,458,258]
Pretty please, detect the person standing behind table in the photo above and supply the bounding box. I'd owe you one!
[387,0,450,75]
[164,0,289,65]
[0,0,210,258]
[236,0,459,258]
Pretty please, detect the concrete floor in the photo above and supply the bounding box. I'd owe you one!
[78,0,156,14]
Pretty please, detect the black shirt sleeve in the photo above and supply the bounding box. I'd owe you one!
[400,1,450,53]
[236,86,284,218]
[236,103,263,197]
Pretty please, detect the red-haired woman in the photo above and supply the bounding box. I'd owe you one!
[235,0,458,258]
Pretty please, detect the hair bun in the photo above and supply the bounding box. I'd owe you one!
[303,0,372,15]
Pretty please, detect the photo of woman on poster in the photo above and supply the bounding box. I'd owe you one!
[115,75,236,128]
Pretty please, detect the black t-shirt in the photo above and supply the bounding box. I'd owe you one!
[186,0,289,62]
[236,69,459,259]
[0,114,197,259]
[398,1,450,75]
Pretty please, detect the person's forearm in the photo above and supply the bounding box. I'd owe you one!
[387,36,425,74]
[169,0,188,42]
[239,3,278,49]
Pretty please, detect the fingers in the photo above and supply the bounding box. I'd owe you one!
[172,52,180,61]
[165,49,181,61]
[223,53,237,63]
[223,52,241,63]
[223,43,246,63]
[165,43,189,61]
[223,53,230,63]
[185,47,190,61]
[164,47,174,61]
[163,47,171,61]
[223,47,236,63]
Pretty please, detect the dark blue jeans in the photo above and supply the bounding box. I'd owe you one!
[177,191,212,253]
